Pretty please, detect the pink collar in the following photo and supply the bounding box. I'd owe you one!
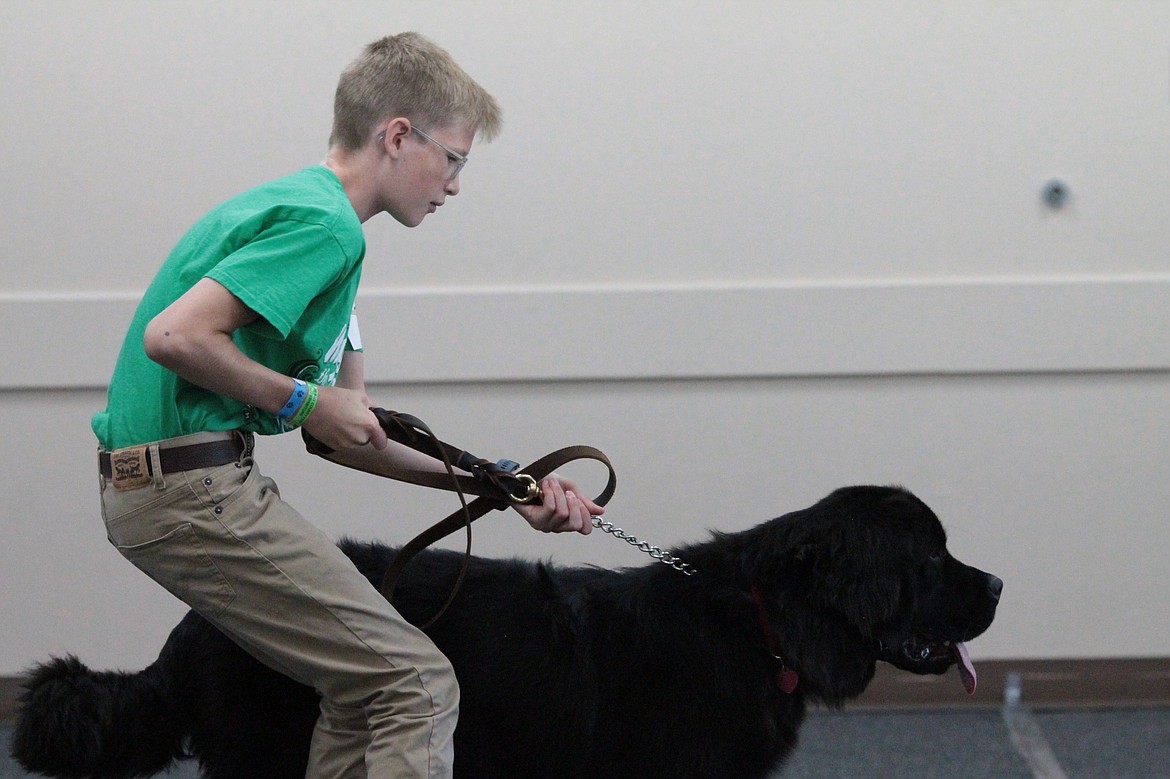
[749,585,799,694]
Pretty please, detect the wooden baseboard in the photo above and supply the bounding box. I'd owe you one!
[1,675,22,726]
[3,658,1169,725]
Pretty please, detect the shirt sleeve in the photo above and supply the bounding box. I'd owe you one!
[206,219,351,340]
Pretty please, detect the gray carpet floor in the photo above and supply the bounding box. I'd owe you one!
[778,706,1170,778]
[3,706,1168,778]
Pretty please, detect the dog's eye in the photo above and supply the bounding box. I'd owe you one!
[928,550,945,563]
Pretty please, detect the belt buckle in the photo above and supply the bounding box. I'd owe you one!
[110,445,151,491]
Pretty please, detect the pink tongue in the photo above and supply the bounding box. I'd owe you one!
[954,642,977,694]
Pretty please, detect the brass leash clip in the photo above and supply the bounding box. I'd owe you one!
[508,473,542,505]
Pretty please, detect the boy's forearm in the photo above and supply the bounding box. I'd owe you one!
[143,277,295,415]
[319,437,459,475]
[145,325,294,416]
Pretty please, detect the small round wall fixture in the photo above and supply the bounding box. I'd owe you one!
[1042,179,1069,210]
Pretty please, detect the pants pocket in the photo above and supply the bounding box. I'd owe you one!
[115,522,237,619]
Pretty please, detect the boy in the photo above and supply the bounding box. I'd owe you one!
[93,32,601,778]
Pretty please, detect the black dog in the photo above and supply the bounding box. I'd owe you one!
[13,485,1001,778]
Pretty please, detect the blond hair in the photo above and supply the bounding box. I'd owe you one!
[330,32,502,150]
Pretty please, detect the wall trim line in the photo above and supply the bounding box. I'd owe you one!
[4,276,1169,390]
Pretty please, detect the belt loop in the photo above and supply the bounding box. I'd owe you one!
[237,429,254,460]
[97,445,107,492]
[148,443,165,489]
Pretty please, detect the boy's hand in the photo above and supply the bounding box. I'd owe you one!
[301,385,389,452]
[513,476,603,535]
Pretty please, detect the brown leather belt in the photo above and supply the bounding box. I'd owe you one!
[99,437,248,482]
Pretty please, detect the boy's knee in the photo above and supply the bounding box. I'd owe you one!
[417,651,460,719]
[362,648,459,722]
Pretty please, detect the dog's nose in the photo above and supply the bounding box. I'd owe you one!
[986,574,1003,602]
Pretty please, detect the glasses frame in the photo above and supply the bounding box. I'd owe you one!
[411,126,468,181]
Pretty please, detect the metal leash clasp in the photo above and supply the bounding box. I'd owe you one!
[508,473,543,505]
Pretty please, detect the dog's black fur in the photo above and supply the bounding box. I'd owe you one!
[12,485,1001,778]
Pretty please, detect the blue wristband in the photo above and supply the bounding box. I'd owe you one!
[277,379,308,421]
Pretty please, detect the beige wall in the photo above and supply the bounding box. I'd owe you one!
[2,1,1169,673]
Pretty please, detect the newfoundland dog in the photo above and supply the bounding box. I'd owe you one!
[13,485,1001,778]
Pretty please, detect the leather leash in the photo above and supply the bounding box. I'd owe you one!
[304,408,616,628]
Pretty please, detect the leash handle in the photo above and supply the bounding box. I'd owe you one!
[304,408,617,629]
[304,409,547,506]
[379,442,617,619]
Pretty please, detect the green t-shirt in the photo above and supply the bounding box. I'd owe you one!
[92,166,365,450]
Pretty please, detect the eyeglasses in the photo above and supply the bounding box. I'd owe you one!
[412,126,468,181]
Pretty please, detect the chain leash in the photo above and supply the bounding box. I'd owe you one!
[590,516,697,576]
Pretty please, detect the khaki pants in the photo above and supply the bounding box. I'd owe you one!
[99,432,458,778]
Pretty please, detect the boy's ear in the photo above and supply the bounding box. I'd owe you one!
[378,118,412,154]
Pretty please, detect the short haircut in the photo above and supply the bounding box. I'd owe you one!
[330,32,502,150]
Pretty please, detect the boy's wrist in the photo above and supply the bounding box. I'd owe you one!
[277,379,319,427]
[276,379,309,421]
[288,383,319,427]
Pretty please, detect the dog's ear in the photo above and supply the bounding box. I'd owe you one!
[801,522,905,639]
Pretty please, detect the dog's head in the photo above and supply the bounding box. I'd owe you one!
[754,486,1001,701]
[860,491,1001,693]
